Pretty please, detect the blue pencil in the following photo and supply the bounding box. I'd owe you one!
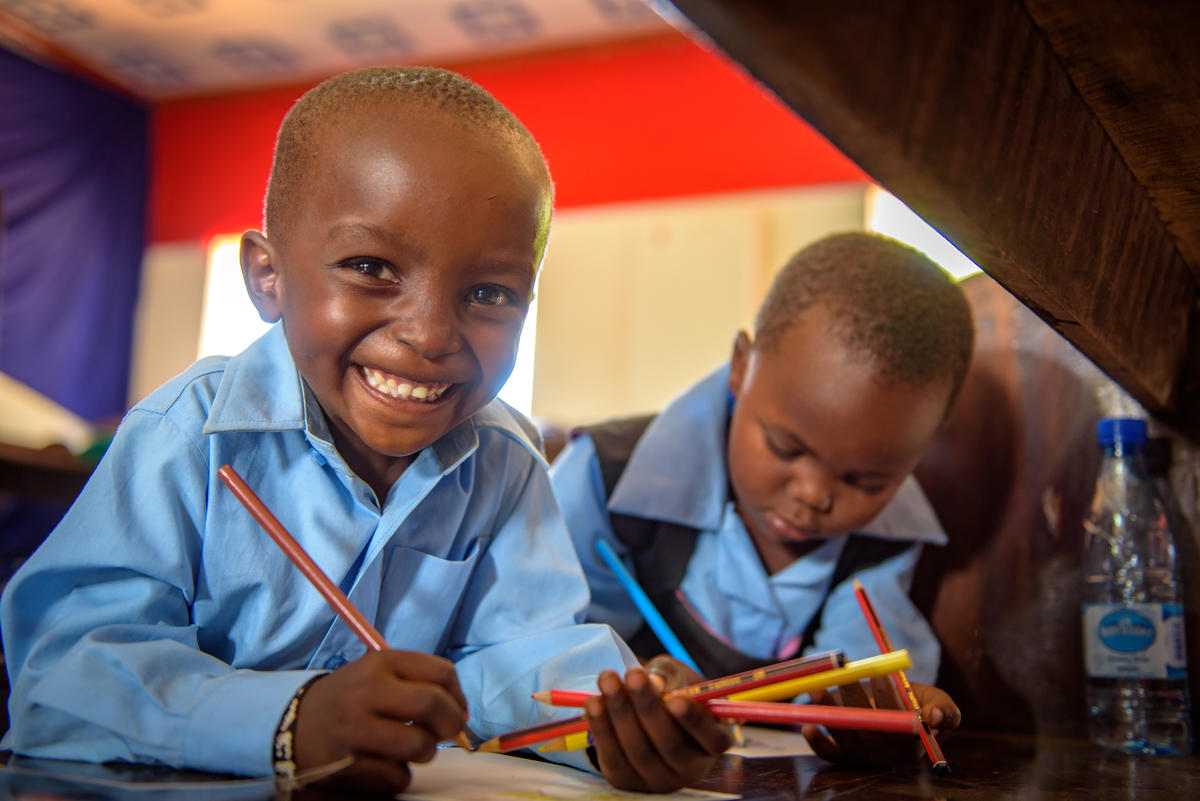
[594,538,702,674]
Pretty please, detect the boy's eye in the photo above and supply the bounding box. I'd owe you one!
[468,284,519,307]
[339,257,398,282]
[845,475,888,495]
[765,436,802,460]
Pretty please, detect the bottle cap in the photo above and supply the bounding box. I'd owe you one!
[1097,417,1147,446]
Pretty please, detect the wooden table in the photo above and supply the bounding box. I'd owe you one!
[1,731,1196,799]
[693,730,1199,800]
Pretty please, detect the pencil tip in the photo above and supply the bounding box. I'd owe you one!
[475,738,500,753]
[852,577,864,590]
[453,731,473,750]
[531,690,550,702]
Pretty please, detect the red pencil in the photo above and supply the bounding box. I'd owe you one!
[218,465,387,650]
[531,650,846,708]
[705,699,919,733]
[218,464,471,748]
[852,578,948,773]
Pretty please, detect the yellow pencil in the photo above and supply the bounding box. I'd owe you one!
[538,730,591,752]
[728,650,911,703]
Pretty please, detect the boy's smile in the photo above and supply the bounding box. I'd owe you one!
[726,305,951,575]
[242,102,552,499]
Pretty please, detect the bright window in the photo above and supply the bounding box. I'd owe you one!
[865,187,981,280]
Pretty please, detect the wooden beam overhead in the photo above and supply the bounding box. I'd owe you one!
[666,0,1199,422]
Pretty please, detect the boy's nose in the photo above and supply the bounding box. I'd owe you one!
[786,466,834,513]
[387,293,460,359]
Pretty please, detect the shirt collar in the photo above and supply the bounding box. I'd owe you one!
[202,324,546,474]
[608,364,732,531]
[203,324,305,435]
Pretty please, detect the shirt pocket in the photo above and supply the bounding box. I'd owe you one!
[376,540,484,653]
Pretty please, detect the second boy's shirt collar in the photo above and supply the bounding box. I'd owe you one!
[608,365,732,531]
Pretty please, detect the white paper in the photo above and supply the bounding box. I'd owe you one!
[400,748,739,801]
[726,725,815,758]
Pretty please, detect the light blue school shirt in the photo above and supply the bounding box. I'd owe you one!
[550,364,946,684]
[1,324,634,776]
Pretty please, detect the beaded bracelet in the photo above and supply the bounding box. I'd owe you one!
[273,678,320,794]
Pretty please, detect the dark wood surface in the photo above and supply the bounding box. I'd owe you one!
[664,0,1200,432]
[692,731,1200,800]
[1,731,1197,800]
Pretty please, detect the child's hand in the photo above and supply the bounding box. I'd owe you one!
[801,677,961,766]
[584,666,731,793]
[293,650,469,792]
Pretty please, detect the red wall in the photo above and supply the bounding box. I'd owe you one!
[148,32,866,244]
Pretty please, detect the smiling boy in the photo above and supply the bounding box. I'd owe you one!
[1,67,728,794]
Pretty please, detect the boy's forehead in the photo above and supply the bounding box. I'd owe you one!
[752,315,949,442]
[307,100,546,186]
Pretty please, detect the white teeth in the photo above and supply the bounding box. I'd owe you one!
[362,367,448,403]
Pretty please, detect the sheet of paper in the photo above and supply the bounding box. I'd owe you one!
[727,725,815,758]
[401,748,739,801]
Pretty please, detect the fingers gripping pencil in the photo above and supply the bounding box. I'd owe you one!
[852,578,948,774]
[217,464,473,750]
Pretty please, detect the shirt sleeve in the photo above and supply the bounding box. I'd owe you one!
[0,410,317,776]
[448,447,638,772]
[805,542,942,685]
[547,434,644,640]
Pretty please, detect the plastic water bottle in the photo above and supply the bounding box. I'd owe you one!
[1081,417,1191,754]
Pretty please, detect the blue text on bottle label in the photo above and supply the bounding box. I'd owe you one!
[1083,603,1188,679]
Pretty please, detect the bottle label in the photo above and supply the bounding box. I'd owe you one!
[1083,603,1188,679]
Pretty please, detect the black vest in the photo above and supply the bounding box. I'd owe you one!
[581,413,911,678]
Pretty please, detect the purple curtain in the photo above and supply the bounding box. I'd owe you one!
[0,47,148,423]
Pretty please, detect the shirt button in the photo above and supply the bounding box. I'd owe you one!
[324,654,347,670]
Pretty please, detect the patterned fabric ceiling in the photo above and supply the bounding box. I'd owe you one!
[0,0,677,99]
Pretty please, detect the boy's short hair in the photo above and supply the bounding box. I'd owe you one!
[754,231,975,410]
[264,66,548,240]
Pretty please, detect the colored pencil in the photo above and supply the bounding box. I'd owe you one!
[539,730,591,752]
[594,538,701,673]
[708,699,919,732]
[536,700,919,752]
[727,649,912,703]
[476,714,589,752]
[676,649,845,701]
[218,464,472,750]
[532,649,846,709]
[510,697,919,753]
[852,578,949,774]
[498,651,908,753]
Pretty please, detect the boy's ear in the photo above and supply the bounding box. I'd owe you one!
[240,230,283,323]
[729,330,752,398]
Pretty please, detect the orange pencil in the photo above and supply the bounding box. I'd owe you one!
[852,578,948,774]
[477,714,589,752]
[218,464,472,749]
